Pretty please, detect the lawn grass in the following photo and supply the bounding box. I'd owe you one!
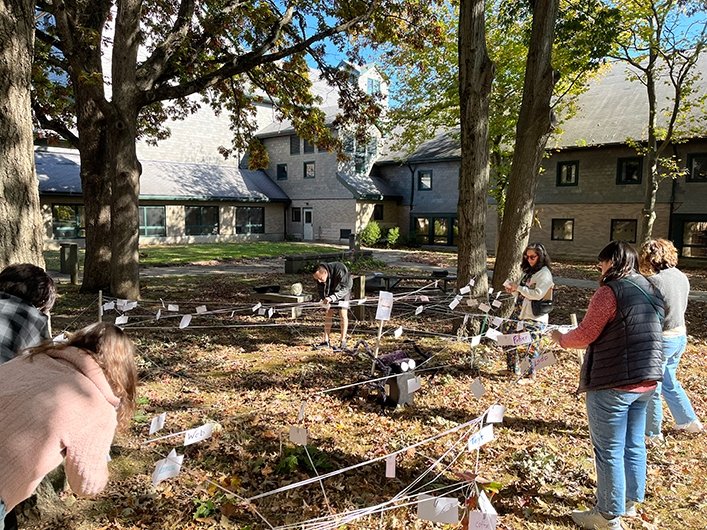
[43,241,344,270]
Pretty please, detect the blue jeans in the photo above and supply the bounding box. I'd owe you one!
[645,335,697,436]
[586,388,653,516]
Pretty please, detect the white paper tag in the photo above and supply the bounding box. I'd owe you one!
[459,285,471,295]
[257,308,266,316]
[419,295,429,302]
[338,300,350,309]
[491,299,502,308]
[179,314,192,329]
[407,377,422,394]
[470,378,485,398]
[516,321,524,332]
[486,404,506,424]
[267,307,274,318]
[449,298,460,310]
[519,357,531,374]
[167,304,179,312]
[394,326,403,338]
[183,423,213,446]
[417,494,459,524]
[149,412,167,435]
[533,350,557,371]
[468,278,476,287]
[484,328,502,341]
[488,287,494,295]
[53,333,66,343]
[470,335,481,347]
[375,291,394,321]
[152,449,184,486]
[252,302,262,312]
[415,305,424,315]
[478,303,491,313]
[102,301,115,311]
[385,455,396,478]
[196,305,207,314]
[497,332,532,347]
[468,490,498,529]
[155,309,161,321]
[115,315,129,326]
[289,425,308,446]
[491,316,503,327]
[468,424,495,452]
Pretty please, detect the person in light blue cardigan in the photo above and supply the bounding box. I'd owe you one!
[640,239,703,440]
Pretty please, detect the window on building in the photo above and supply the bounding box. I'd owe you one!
[291,207,301,223]
[289,135,300,155]
[681,221,707,257]
[610,219,637,243]
[303,139,315,154]
[414,217,430,244]
[236,207,264,234]
[340,229,352,239]
[367,78,381,95]
[617,157,643,184]
[373,204,384,221]
[556,161,579,186]
[687,153,707,182]
[433,218,448,244]
[139,206,166,237]
[417,170,432,190]
[185,206,219,235]
[51,204,85,239]
[342,134,354,153]
[551,218,574,241]
[304,161,316,179]
[276,164,288,180]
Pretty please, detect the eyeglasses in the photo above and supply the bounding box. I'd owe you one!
[524,254,538,260]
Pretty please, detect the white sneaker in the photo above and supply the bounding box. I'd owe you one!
[645,433,665,445]
[625,501,638,517]
[571,507,621,529]
[675,419,704,433]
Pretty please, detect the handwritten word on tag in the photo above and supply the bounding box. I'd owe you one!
[179,314,192,329]
[417,494,459,524]
[184,423,213,446]
[470,378,485,398]
[149,412,167,435]
[496,332,532,347]
[115,315,129,326]
[152,449,184,486]
[468,424,495,452]
[533,350,557,371]
[196,305,207,314]
[478,303,491,313]
[468,490,498,529]
[167,304,179,312]
[385,455,396,478]
[289,426,308,446]
[375,291,394,321]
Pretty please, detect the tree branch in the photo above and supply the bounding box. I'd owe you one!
[32,101,80,146]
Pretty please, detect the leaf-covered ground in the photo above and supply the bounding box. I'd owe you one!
[19,265,707,530]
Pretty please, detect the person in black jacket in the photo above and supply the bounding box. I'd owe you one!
[549,241,664,529]
[312,262,352,350]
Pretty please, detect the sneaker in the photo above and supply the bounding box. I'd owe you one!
[675,419,704,433]
[571,507,621,529]
[624,501,638,518]
[313,340,330,350]
[645,433,665,445]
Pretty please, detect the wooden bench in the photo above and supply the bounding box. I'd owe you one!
[256,292,312,317]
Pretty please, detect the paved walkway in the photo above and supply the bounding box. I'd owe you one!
[48,246,707,302]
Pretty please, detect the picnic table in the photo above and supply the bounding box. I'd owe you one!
[366,271,457,293]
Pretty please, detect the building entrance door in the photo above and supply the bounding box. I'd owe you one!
[303,208,313,240]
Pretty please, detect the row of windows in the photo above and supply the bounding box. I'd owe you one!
[276,161,315,181]
[557,153,707,187]
[289,204,383,223]
[289,135,316,156]
[551,218,638,243]
[51,205,264,239]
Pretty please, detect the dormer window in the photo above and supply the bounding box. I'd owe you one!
[367,78,381,95]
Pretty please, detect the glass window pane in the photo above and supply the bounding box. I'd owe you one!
[415,217,429,244]
[682,221,707,257]
[433,218,448,244]
[551,219,574,241]
[611,219,637,243]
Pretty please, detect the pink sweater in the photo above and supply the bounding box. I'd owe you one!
[0,347,119,510]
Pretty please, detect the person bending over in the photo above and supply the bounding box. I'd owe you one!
[312,262,353,350]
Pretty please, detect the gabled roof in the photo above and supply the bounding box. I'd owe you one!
[336,171,401,200]
[255,106,340,139]
[551,55,707,149]
[35,148,289,202]
[376,129,461,165]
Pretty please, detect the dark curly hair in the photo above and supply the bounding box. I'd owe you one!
[0,263,57,314]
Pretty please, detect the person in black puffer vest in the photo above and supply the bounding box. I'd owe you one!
[550,241,664,530]
[312,262,353,351]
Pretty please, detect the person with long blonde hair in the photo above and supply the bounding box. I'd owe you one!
[639,238,703,439]
[0,323,137,527]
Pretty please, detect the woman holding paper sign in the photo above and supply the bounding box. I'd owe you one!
[0,322,137,525]
[504,242,554,381]
[549,241,664,529]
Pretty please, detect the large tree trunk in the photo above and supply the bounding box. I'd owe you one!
[492,0,559,293]
[109,0,142,300]
[0,0,45,268]
[457,0,494,299]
